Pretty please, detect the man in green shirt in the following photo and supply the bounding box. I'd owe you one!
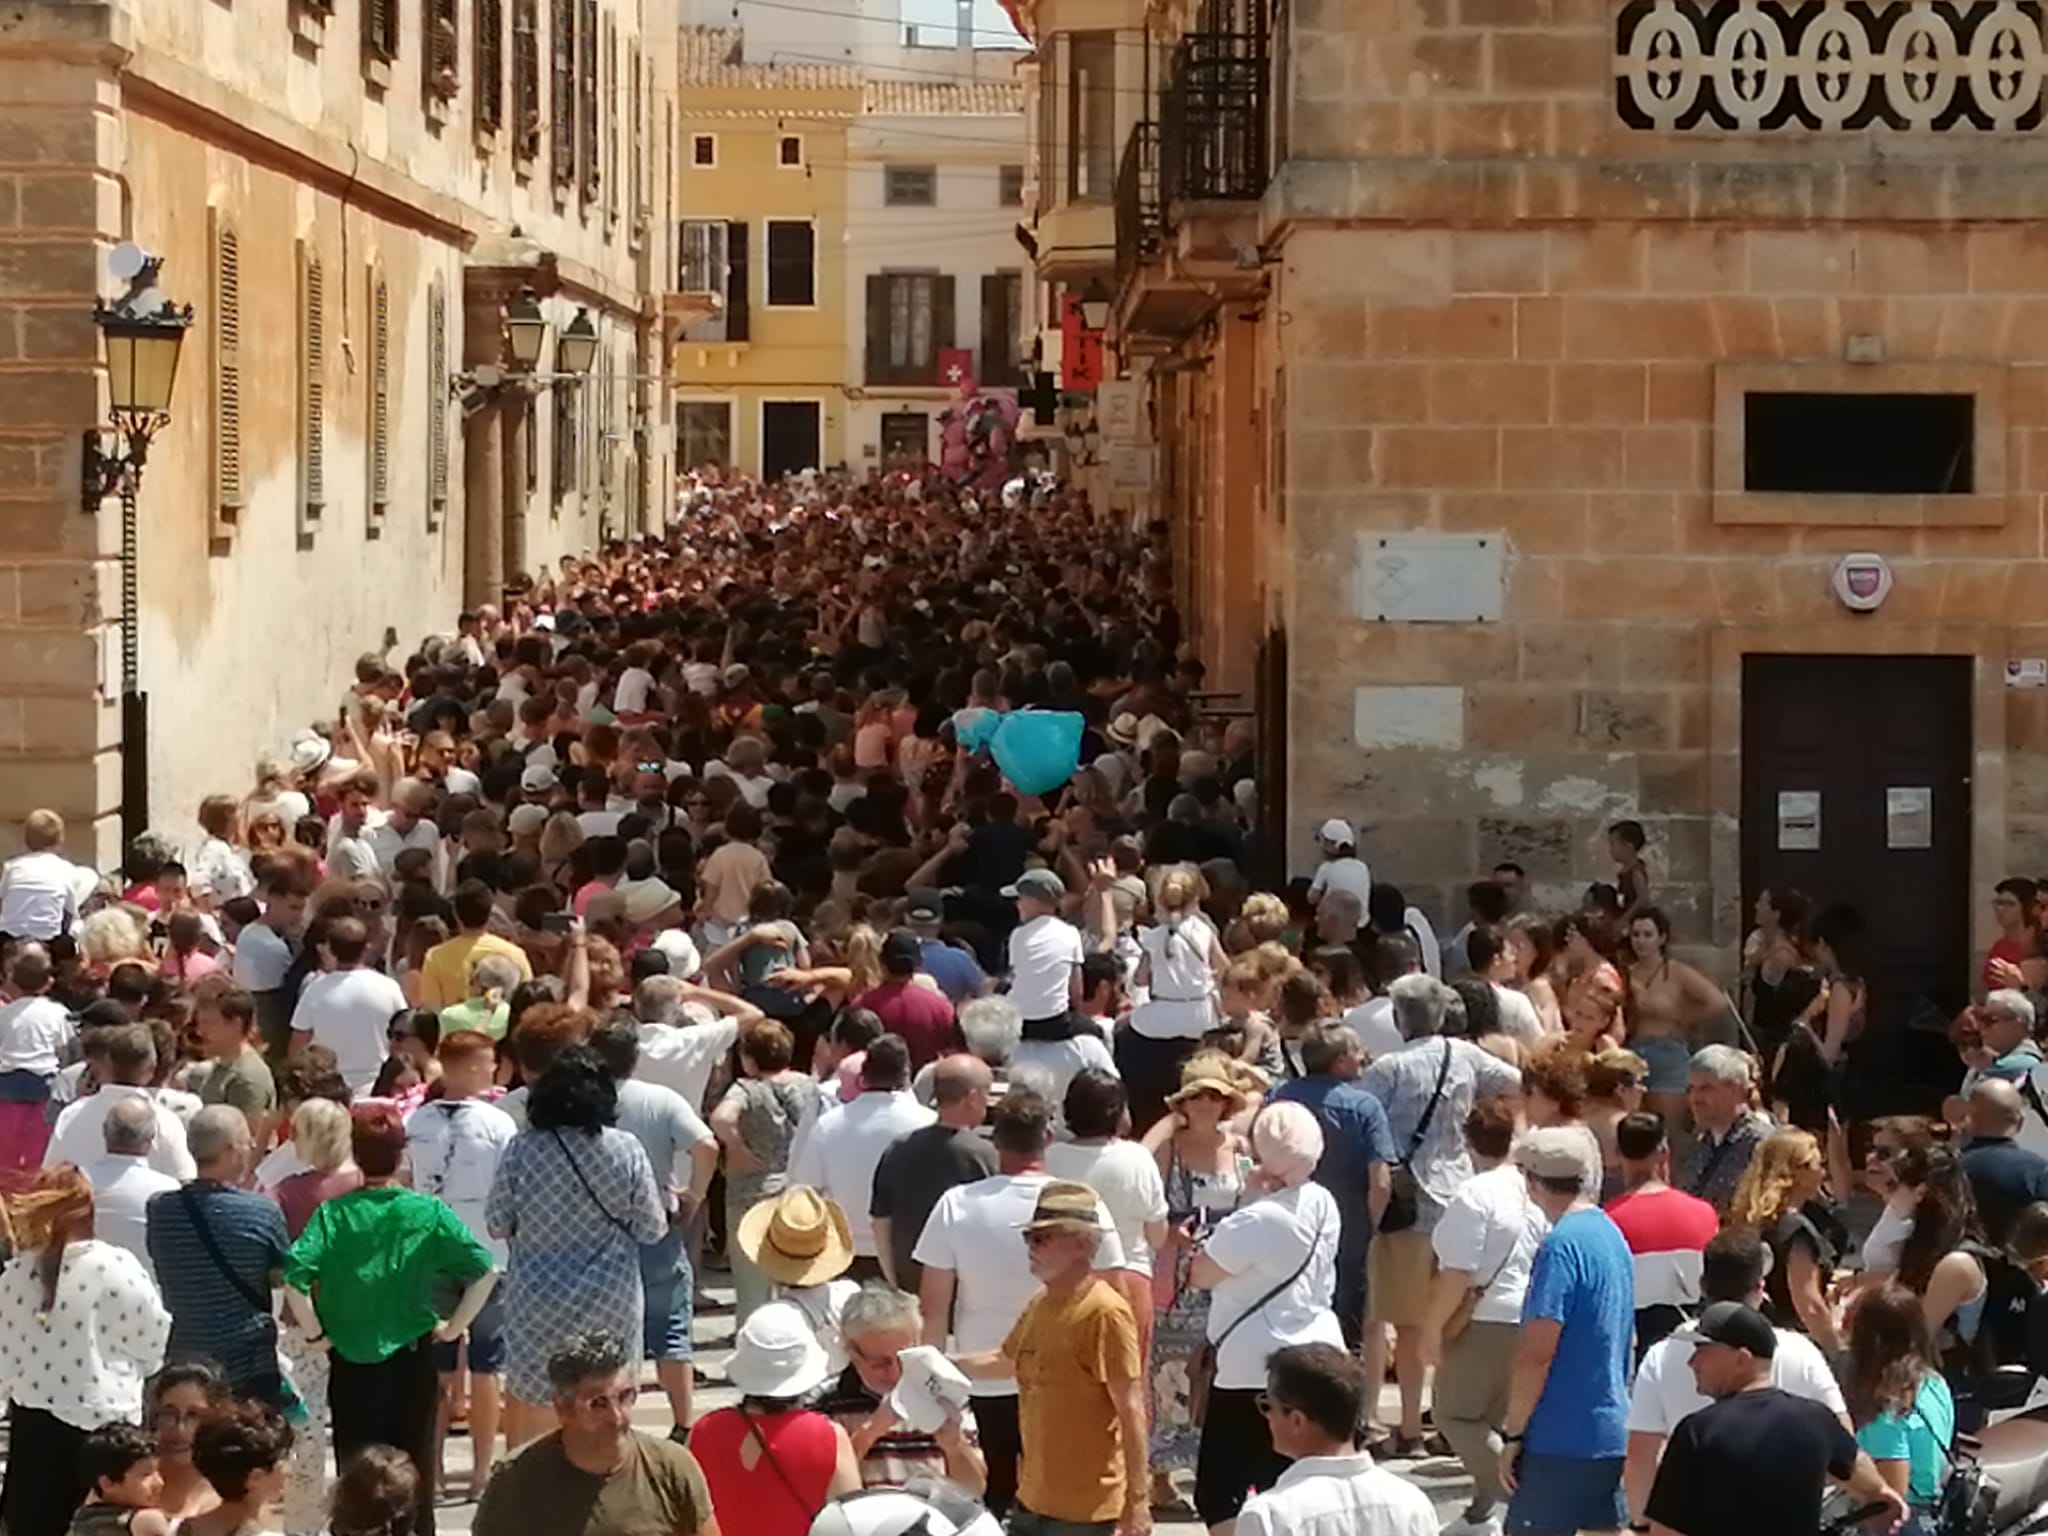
[282,1103,495,1536]
[194,983,277,1144]
[477,1331,720,1536]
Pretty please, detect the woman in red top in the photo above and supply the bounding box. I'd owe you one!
[691,1301,859,1536]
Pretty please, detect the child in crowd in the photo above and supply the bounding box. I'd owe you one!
[69,1424,173,1536]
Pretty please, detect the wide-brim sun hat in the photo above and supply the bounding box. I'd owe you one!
[737,1185,856,1289]
[725,1300,831,1400]
[1167,1072,1248,1110]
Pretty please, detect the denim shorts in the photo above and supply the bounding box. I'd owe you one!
[431,1287,507,1375]
[640,1224,694,1361]
[1506,1453,1626,1536]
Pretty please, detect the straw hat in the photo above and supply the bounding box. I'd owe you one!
[736,1185,855,1288]
[1166,1067,1248,1111]
[1014,1180,1106,1237]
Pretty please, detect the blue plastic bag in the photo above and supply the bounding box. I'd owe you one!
[989,711,1084,797]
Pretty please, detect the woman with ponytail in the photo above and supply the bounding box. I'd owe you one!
[0,1166,170,1536]
[1120,865,1228,1129]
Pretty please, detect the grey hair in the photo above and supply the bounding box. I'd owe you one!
[1987,988,2038,1030]
[1388,974,1453,1040]
[634,974,685,1025]
[471,954,523,996]
[1321,889,1364,925]
[1006,1062,1057,1104]
[1689,1044,1754,1086]
[959,996,1023,1067]
[102,1094,157,1155]
[546,1330,632,1397]
[839,1282,922,1341]
[187,1104,251,1165]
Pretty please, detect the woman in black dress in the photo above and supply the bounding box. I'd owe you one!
[1766,967,1833,1137]
[1743,886,1810,1057]
[1731,1127,1844,1355]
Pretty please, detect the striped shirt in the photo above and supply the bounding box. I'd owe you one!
[145,1181,288,1393]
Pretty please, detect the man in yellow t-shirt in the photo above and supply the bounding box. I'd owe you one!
[953,1180,1149,1536]
[419,881,533,1010]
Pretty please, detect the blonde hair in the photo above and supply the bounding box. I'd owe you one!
[80,905,151,969]
[21,809,64,852]
[1728,1127,1821,1231]
[1239,893,1289,947]
[10,1166,92,1312]
[844,924,884,997]
[538,811,584,868]
[1245,942,1297,985]
[292,1098,354,1174]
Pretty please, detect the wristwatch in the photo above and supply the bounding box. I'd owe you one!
[1500,1430,1525,1444]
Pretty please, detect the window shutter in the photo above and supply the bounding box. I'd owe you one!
[477,0,504,131]
[580,0,600,203]
[300,244,326,523]
[933,275,956,361]
[363,0,399,60]
[427,281,449,528]
[725,221,750,342]
[211,211,243,519]
[980,273,1005,388]
[425,0,459,100]
[604,18,619,225]
[865,273,891,385]
[628,41,644,236]
[514,0,542,160]
[552,0,575,185]
[370,272,391,524]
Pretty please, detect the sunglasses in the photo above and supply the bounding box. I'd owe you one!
[570,1386,639,1414]
[1254,1392,1294,1418]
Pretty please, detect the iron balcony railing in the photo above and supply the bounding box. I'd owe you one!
[1159,9,1270,207]
[1115,120,1163,285]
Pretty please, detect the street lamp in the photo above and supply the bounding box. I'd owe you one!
[503,288,549,371]
[86,244,193,851]
[556,307,599,379]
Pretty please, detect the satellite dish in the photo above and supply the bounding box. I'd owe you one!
[107,244,150,282]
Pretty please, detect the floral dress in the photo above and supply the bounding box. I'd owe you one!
[1149,1139,1244,1470]
[486,1126,665,1404]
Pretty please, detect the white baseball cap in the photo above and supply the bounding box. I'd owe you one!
[1319,818,1357,847]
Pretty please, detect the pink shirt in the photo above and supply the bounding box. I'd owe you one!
[161,950,222,985]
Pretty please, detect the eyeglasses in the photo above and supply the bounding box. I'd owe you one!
[570,1386,639,1415]
[1254,1393,1294,1418]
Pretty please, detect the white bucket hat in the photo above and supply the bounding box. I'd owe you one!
[727,1301,830,1400]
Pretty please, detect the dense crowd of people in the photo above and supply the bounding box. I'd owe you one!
[0,467,2045,1536]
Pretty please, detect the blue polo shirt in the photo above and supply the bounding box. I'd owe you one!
[1270,1074,1397,1257]
[1522,1206,1634,1460]
[919,938,987,1005]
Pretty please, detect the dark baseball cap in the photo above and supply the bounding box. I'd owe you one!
[881,928,922,972]
[905,889,944,924]
[1694,1301,1776,1360]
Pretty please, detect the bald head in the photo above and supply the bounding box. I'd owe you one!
[932,1053,994,1124]
[1972,1077,2028,1139]
[103,1094,157,1156]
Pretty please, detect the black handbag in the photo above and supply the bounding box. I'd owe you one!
[1381,1040,1453,1234]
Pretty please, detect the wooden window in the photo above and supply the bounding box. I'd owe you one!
[604,17,619,226]
[476,0,505,132]
[425,0,459,103]
[999,163,1024,206]
[210,210,243,523]
[369,269,391,529]
[765,220,815,307]
[629,41,645,238]
[980,271,1024,386]
[551,0,575,187]
[552,380,577,515]
[427,281,449,529]
[884,164,937,206]
[726,221,750,340]
[778,135,803,167]
[298,243,326,528]
[1067,32,1115,201]
[362,0,399,62]
[513,0,541,161]
[864,272,952,385]
[580,0,600,205]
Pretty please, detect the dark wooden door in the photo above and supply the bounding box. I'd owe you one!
[760,401,821,480]
[1741,653,1971,1114]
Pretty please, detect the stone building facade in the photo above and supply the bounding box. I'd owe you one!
[1103,0,2048,1015]
[0,0,676,863]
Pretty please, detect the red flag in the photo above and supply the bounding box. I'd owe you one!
[937,348,975,391]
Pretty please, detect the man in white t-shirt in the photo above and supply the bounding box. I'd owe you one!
[631,976,754,1114]
[288,916,407,1094]
[1003,870,1084,1029]
[46,1025,196,1181]
[364,779,445,887]
[1307,818,1373,909]
[788,1036,935,1270]
[1623,1227,1849,1526]
[324,771,386,883]
[913,1084,1123,1519]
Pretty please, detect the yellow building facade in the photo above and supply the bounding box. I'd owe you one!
[674,30,855,478]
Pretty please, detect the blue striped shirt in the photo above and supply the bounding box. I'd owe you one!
[145,1181,288,1392]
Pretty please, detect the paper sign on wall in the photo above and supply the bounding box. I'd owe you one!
[1777,790,1820,851]
[2008,659,2048,689]
[1887,787,1933,850]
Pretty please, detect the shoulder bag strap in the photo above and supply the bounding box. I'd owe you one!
[1212,1210,1327,1351]
[2019,1071,2048,1130]
[177,1186,272,1316]
[737,1408,814,1515]
[551,1130,635,1238]
[1401,1039,1455,1167]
